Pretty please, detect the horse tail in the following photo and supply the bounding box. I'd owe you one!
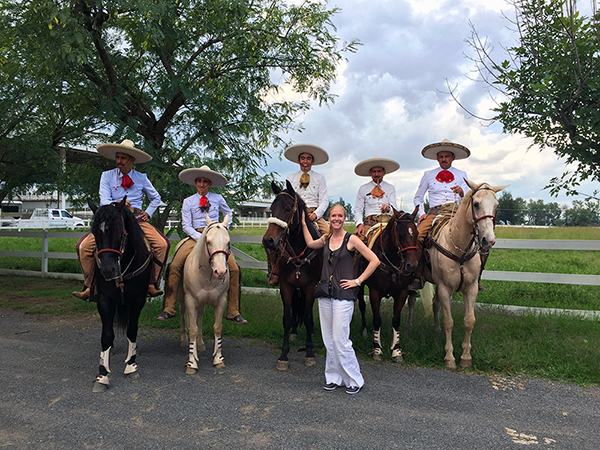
[292,287,306,328]
[116,300,130,332]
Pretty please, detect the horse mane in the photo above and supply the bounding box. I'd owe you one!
[283,185,320,240]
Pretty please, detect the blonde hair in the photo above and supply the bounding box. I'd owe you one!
[323,204,346,241]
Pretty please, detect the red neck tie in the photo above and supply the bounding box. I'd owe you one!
[121,174,134,189]
[199,195,210,212]
[436,170,454,183]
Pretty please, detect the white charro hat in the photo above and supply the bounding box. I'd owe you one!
[96,139,152,163]
[421,139,471,160]
[354,156,400,177]
[284,143,329,165]
[179,166,228,187]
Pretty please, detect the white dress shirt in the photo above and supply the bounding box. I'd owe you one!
[99,168,162,217]
[353,180,398,226]
[286,170,328,220]
[414,166,469,217]
[182,192,232,241]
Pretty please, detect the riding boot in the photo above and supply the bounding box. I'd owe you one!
[147,266,164,298]
[72,287,91,301]
[408,245,424,291]
[226,260,248,324]
[266,248,280,286]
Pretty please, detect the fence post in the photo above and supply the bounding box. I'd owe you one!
[41,229,49,276]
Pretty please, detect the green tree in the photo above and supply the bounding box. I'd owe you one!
[526,199,562,226]
[563,199,600,226]
[465,0,600,197]
[327,197,354,221]
[1,0,358,227]
[496,191,527,225]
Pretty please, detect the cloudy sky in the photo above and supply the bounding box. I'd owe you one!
[265,0,597,210]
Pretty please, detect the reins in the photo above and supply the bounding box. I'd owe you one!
[197,222,231,285]
[379,212,418,276]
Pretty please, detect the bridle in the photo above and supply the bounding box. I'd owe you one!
[380,212,418,275]
[198,222,231,285]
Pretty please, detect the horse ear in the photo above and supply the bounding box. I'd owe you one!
[391,206,399,216]
[271,180,281,195]
[116,197,127,213]
[206,213,213,225]
[87,198,98,214]
[411,205,419,218]
[464,179,482,192]
[491,184,509,193]
[285,179,296,194]
[222,214,230,228]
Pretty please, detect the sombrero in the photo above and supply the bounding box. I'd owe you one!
[284,143,329,165]
[179,166,228,187]
[354,156,400,177]
[421,139,470,160]
[96,139,152,163]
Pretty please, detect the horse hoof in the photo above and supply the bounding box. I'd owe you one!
[445,360,457,370]
[179,340,187,348]
[305,357,316,368]
[198,343,206,352]
[460,358,472,368]
[185,367,197,375]
[126,372,140,380]
[92,382,108,393]
[392,355,404,363]
[276,360,289,371]
[214,362,225,369]
[373,353,383,362]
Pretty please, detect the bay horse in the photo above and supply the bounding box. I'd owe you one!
[178,215,231,374]
[423,180,506,369]
[88,198,153,393]
[357,207,419,362]
[262,180,323,371]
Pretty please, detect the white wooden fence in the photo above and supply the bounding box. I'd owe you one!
[0,230,599,286]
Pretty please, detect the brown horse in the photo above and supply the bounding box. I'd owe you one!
[262,180,323,371]
[357,208,419,362]
[423,180,506,369]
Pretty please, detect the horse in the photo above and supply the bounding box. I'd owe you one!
[178,215,231,374]
[356,207,420,362]
[262,180,323,371]
[87,197,153,393]
[422,180,506,369]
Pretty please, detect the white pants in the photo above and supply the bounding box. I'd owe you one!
[318,298,364,388]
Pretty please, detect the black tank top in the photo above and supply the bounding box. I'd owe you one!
[317,232,357,301]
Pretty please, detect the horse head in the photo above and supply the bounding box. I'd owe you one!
[262,180,303,251]
[384,207,419,274]
[203,214,231,280]
[88,197,129,282]
[464,179,508,252]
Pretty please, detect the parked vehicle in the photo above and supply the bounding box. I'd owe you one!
[0,208,86,229]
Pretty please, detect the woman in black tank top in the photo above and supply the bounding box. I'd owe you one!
[302,204,380,394]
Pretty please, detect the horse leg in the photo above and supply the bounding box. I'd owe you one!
[123,294,145,380]
[369,292,383,361]
[432,288,441,330]
[437,286,456,369]
[404,292,416,331]
[358,285,368,338]
[391,290,409,362]
[277,286,293,371]
[93,294,117,392]
[303,291,316,368]
[212,297,226,368]
[179,288,188,348]
[460,284,478,368]
[185,298,201,375]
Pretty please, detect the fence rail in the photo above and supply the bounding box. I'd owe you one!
[0,230,599,286]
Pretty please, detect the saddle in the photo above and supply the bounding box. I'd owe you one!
[364,222,388,250]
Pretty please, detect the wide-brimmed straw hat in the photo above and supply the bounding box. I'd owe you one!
[96,139,152,163]
[179,166,228,187]
[421,139,471,160]
[354,156,400,177]
[284,143,329,165]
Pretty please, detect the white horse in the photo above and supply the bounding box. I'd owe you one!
[423,180,506,369]
[178,214,231,374]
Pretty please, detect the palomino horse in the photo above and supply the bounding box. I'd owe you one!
[88,198,153,393]
[178,215,231,374]
[424,180,506,369]
[357,207,419,362]
[262,180,323,371]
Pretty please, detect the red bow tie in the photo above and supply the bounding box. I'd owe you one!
[121,174,134,189]
[436,170,454,183]
[199,196,210,212]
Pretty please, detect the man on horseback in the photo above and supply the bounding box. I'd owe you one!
[266,143,330,286]
[156,166,247,324]
[409,139,471,291]
[73,139,169,300]
[353,157,399,239]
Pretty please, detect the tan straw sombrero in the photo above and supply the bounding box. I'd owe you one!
[179,166,228,187]
[421,139,471,160]
[354,156,400,177]
[96,139,152,163]
[284,143,329,165]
